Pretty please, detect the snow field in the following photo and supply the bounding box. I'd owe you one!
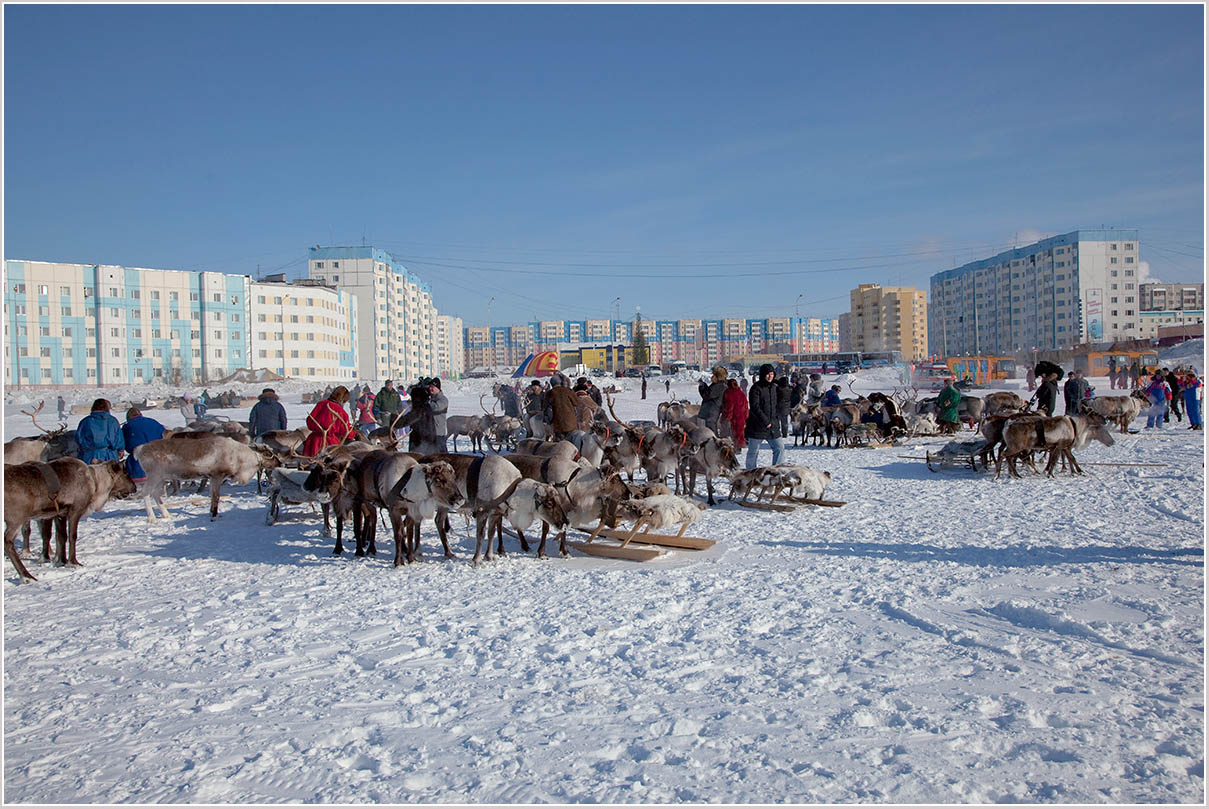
[3,370,1204,803]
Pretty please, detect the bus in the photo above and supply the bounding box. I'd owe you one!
[785,352,862,374]
[1072,350,1159,378]
[945,356,1017,385]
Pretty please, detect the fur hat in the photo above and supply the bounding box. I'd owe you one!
[711,365,728,382]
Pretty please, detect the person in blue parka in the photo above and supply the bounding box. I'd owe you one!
[76,399,124,464]
[122,406,165,483]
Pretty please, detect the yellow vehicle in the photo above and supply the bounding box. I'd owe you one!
[945,356,1017,385]
[1072,350,1159,378]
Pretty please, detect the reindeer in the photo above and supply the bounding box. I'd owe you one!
[448,415,490,453]
[420,453,527,564]
[387,459,464,566]
[4,458,136,581]
[136,434,279,521]
[997,413,1115,478]
[514,438,580,461]
[5,401,79,465]
[981,392,1029,420]
[680,435,739,505]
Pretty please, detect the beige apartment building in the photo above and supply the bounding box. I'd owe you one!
[848,284,928,361]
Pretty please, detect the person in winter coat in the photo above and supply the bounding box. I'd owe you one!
[301,386,352,456]
[587,380,603,407]
[720,378,749,448]
[497,384,521,418]
[546,374,580,440]
[775,376,792,438]
[1063,371,1088,415]
[739,375,749,394]
[1164,369,1183,423]
[641,375,647,400]
[395,384,441,455]
[76,399,124,464]
[821,385,843,408]
[574,387,599,430]
[936,378,963,434]
[354,390,378,437]
[1129,360,1142,388]
[1144,373,1170,429]
[374,380,403,429]
[1035,373,1060,417]
[806,373,825,406]
[697,366,728,433]
[248,388,288,437]
[57,395,68,421]
[426,377,449,451]
[745,364,785,468]
[122,407,165,483]
[1182,373,1202,430]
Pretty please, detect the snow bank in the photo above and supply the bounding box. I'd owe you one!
[1160,337,1204,374]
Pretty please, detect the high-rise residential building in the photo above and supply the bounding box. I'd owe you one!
[929,229,1147,356]
[463,315,841,370]
[4,259,252,387]
[433,315,465,379]
[848,283,928,361]
[250,276,358,382]
[307,246,436,384]
[1139,282,1203,312]
[836,313,852,352]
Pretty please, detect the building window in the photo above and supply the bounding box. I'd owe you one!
[315,262,324,269]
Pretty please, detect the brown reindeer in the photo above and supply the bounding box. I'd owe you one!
[4,459,136,581]
[136,434,279,521]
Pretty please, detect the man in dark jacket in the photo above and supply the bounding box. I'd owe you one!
[122,407,165,483]
[697,365,728,433]
[248,388,288,437]
[1165,368,1183,422]
[1036,372,1060,417]
[374,380,403,428]
[1063,372,1088,415]
[427,377,449,451]
[776,376,792,438]
[396,384,440,456]
[745,364,784,468]
[76,399,124,464]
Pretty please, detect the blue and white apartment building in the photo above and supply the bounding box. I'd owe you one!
[4,259,359,388]
[929,229,1151,357]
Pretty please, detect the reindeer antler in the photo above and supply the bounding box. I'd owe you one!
[479,393,493,416]
[606,392,624,425]
[19,400,65,436]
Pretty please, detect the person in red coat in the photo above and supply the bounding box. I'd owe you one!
[720,378,749,448]
[302,386,352,456]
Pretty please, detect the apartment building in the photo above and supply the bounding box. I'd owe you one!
[848,284,928,361]
[250,277,358,382]
[307,246,437,383]
[4,259,251,387]
[929,229,1145,356]
[1137,309,1204,341]
[463,315,841,370]
[1139,282,1203,312]
[433,314,465,379]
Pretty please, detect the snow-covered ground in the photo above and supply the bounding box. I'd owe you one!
[3,367,1204,803]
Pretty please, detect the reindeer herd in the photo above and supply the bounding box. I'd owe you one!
[2,380,1151,582]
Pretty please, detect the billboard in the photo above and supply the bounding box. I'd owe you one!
[1086,288,1103,340]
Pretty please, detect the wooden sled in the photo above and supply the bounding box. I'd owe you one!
[573,525,715,550]
[781,496,846,507]
[565,541,663,562]
[727,498,798,513]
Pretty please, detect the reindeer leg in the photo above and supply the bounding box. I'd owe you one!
[706,475,716,506]
[391,512,407,567]
[5,527,37,582]
[516,525,531,554]
[321,503,332,537]
[433,508,455,559]
[334,509,346,555]
[209,477,222,520]
[38,518,53,561]
[494,516,506,556]
[367,507,378,556]
[67,515,83,567]
[538,521,549,558]
[472,517,486,565]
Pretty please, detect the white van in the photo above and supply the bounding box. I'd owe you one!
[646,365,663,376]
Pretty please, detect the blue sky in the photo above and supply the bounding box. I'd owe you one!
[4,4,1203,327]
